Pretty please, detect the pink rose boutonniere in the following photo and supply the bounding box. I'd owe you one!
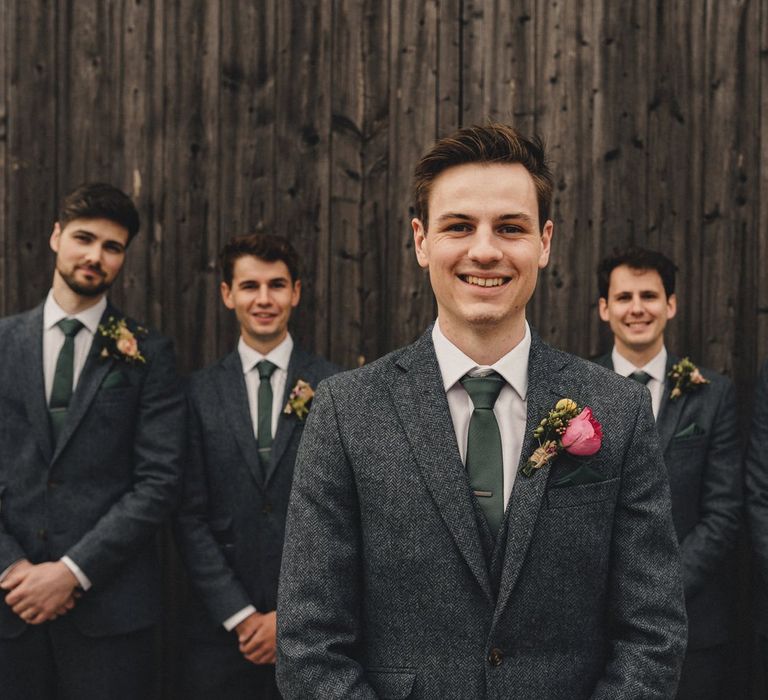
[668,357,710,400]
[98,317,146,363]
[521,398,603,477]
[283,379,315,420]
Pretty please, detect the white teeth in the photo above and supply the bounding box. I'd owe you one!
[464,275,505,287]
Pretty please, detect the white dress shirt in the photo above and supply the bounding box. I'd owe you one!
[222,333,294,632]
[432,320,530,509]
[0,292,107,588]
[611,345,668,419]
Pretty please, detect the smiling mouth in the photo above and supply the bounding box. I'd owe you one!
[459,274,510,288]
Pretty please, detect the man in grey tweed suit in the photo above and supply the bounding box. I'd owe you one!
[276,124,687,699]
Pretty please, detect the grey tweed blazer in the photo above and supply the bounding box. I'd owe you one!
[277,329,687,699]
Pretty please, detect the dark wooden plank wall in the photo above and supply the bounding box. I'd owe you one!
[1,1,766,696]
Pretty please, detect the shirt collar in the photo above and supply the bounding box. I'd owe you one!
[432,320,531,400]
[43,289,106,335]
[238,333,294,374]
[611,345,668,383]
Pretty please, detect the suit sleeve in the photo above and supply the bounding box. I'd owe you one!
[591,389,687,699]
[747,361,768,580]
[276,382,378,700]
[64,336,185,588]
[678,379,742,597]
[172,394,253,625]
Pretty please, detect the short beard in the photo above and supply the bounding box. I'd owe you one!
[58,266,111,298]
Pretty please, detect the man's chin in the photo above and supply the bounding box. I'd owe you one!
[64,279,110,297]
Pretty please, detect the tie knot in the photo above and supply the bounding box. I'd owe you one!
[629,370,652,385]
[57,318,84,338]
[460,371,505,410]
[256,359,277,380]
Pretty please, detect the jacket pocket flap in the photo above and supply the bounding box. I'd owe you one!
[546,477,620,509]
[101,370,130,390]
[673,422,705,439]
[367,669,416,699]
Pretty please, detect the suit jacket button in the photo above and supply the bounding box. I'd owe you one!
[488,648,503,666]
[37,529,48,541]
[262,503,273,514]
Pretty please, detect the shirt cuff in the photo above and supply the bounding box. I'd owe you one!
[61,556,92,590]
[0,559,24,583]
[223,605,257,632]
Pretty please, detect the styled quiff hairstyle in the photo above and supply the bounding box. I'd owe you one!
[412,123,553,231]
[219,233,301,286]
[597,246,678,299]
[58,182,140,242]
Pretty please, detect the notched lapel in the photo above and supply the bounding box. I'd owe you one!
[391,333,493,604]
[217,353,265,490]
[494,336,569,621]
[657,355,687,454]
[267,348,312,484]
[20,307,53,463]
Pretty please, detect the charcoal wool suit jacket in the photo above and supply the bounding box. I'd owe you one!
[0,302,184,639]
[174,345,339,633]
[594,353,742,650]
[746,358,768,635]
[276,329,687,700]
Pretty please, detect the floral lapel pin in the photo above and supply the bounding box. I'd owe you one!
[668,357,709,400]
[521,398,603,477]
[283,379,315,420]
[97,317,146,364]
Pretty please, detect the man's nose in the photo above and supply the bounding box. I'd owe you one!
[256,287,271,304]
[467,226,503,263]
[629,295,644,313]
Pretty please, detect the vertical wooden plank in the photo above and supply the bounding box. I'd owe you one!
[461,0,536,134]
[328,0,364,368]
[218,0,277,357]
[530,0,596,356]
[274,0,332,356]
[386,0,440,350]
[5,0,58,313]
[0,0,7,315]
[159,0,221,375]
[646,1,706,363]
[759,0,768,366]
[437,0,461,133]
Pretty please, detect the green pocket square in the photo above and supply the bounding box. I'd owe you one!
[550,463,606,488]
[101,370,130,390]
[673,423,705,439]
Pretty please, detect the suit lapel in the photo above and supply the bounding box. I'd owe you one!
[216,351,266,490]
[391,331,493,604]
[494,335,570,619]
[51,306,116,463]
[20,305,54,463]
[266,347,312,484]
[656,353,687,454]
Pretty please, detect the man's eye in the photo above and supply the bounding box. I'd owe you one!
[446,223,472,232]
[498,225,524,235]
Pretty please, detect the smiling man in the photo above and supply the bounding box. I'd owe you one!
[594,247,741,700]
[0,183,184,699]
[276,125,687,699]
[174,234,339,699]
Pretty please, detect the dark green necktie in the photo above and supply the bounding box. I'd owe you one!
[460,371,505,536]
[629,370,652,385]
[256,360,278,468]
[49,318,84,442]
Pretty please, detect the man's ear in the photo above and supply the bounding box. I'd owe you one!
[291,279,302,308]
[412,218,429,269]
[537,220,554,269]
[50,222,62,253]
[220,281,235,310]
[666,293,677,320]
[598,297,610,322]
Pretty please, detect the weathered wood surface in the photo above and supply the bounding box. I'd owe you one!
[1,0,766,696]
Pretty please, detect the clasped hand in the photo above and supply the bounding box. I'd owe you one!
[0,560,80,624]
[235,610,277,665]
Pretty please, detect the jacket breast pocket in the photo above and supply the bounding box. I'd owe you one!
[367,668,416,699]
[546,477,620,509]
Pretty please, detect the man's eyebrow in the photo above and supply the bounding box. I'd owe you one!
[498,213,535,226]
[435,212,475,223]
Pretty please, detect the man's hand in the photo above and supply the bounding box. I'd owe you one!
[0,560,79,624]
[235,610,277,665]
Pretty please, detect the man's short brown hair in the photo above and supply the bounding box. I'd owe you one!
[412,123,553,231]
[58,182,140,242]
[219,233,301,286]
